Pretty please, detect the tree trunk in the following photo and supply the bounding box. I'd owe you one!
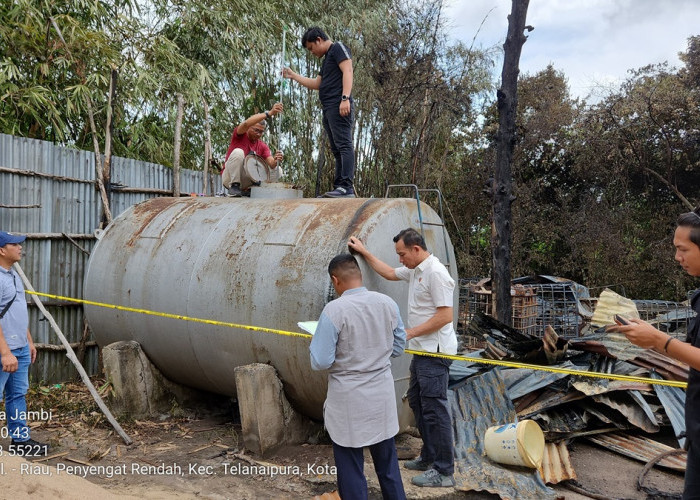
[173,94,184,197]
[202,99,212,195]
[492,0,530,326]
[49,16,112,225]
[101,68,117,227]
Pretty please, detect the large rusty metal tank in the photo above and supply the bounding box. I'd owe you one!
[84,197,458,426]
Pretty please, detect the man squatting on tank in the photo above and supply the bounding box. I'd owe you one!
[221,102,284,197]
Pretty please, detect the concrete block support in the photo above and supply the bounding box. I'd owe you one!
[103,340,222,419]
[234,363,317,456]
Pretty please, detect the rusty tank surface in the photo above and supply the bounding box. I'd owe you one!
[84,197,458,425]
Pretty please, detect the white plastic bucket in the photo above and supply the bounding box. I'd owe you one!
[484,420,545,469]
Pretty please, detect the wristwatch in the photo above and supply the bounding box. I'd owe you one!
[341,95,349,101]
[265,111,271,119]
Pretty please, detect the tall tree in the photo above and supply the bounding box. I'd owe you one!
[492,0,531,325]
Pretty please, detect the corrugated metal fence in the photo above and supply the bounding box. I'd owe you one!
[0,133,221,383]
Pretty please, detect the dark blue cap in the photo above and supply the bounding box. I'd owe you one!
[0,231,27,248]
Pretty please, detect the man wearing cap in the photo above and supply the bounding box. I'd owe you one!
[0,231,49,456]
[221,102,285,197]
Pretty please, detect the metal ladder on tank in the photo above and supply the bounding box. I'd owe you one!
[385,184,452,271]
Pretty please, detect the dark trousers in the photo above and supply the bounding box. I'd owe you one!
[685,440,700,499]
[332,437,406,500]
[407,355,454,476]
[322,102,355,190]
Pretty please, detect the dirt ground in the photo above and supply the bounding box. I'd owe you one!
[0,381,686,499]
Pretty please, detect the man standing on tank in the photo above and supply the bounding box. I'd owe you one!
[283,27,356,198]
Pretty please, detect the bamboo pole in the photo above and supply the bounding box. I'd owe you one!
[102,68,117,201]
[202,99,212,195]
[48,17,112,225]
[22,233,95,240]
[173,94,184,197]
[278,25,287,152]
[35,341,98,352]
[14,263,133,445]
[0,166,92,183]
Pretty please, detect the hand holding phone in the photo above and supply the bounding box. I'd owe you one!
[614,314,630,325]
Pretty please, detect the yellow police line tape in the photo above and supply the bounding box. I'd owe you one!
[27,290,688,389]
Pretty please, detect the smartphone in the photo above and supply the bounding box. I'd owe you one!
[614,314,630,325]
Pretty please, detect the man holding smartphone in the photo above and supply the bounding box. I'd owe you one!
[608,208,700,498]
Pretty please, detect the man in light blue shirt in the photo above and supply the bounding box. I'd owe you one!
[310,253,406,499]
[0,231,48,456]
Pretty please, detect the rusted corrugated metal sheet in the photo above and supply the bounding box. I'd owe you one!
[0,133,221,382]
[592,391,659,433]
[517,387,586,418]
[539,441,576,484]
[532,406,589,438]
[450,369,555,499]
[587,433,687,472]
[652,372,687,449]
[632,349,689,381]
[501,365,571,400]
[572,336,689,382]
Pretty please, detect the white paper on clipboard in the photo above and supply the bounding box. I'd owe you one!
[297,321,318,336]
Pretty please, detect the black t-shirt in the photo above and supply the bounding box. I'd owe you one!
[686,290,700,443]
[319,42,351,107]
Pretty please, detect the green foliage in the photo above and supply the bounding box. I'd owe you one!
[464,44,699,300]
[2,0,698,300]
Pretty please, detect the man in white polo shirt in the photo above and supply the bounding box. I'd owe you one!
[348,228,456,488]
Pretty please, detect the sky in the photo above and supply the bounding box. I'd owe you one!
[444,0,700,101]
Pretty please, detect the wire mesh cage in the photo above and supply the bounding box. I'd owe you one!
[458,279,698,347]
[458,280,539,346]
[529,283,585,339]
[633,289,697,339]
[459,279,587,342]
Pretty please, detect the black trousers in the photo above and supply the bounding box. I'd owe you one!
[322,102,355,190]
[685,440,700,499]
[332,436,406,500]
[407,355,454,476]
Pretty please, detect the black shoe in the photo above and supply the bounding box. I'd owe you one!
[323,186,356,198]
[228,183,242,197]
[9,439,49,457]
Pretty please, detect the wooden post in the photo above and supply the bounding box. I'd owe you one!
[14,263,132,445]
[492,0,531,326]
[49,16,112,225]
[202,99,212,196]
[173,94,184,197]
[102,68,117,200]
